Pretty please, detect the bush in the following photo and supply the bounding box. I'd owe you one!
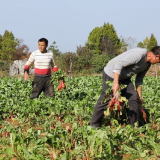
[54,47,115,75]
[0,60,9,71]
[91,54,115,73]
[77,46,93,72]
[54,52,78,74]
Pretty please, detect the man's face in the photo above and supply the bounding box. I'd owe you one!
[38,41,47,53]
[150,55,160,64]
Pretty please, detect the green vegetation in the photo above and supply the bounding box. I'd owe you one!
[87,22,121,55]
[0,76,160,159]
[137,42,144,48]
[147,34,158,51]
[54,46,114,75]
[0,30,17,61]
[0,30,29,63]
[48,41,61,58]
[137,34,158,51]
[0,60,9,71]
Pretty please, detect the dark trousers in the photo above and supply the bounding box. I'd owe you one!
[30,76,54,99]
[90,71,139,127]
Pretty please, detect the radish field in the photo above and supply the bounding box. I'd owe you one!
[0,76,160,159]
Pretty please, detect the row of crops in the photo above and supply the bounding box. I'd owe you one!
[0,75,160,159]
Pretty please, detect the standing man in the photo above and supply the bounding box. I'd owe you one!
[90,46,160,128]
[24,38,57,99]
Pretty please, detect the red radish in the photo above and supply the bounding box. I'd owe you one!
[110,105,115,112]
[108,98,115,107]
[11,115,13,119]
[120,101,125,109]
[58,82,62,90]
[53,66,58,72]
[141,109,144,113]
[80,119,83,126]
[153,123,156,127]
[117,101,120,106]
[52,125,55,129]
[141,109,147,123]
[104,92,127,118]
[61,82,66,89]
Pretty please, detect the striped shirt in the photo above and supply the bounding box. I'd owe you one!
[24,50,55,76]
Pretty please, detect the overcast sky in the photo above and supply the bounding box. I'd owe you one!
[1,0,160,53]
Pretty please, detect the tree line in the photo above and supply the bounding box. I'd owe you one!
[49,23,158,74]
[137,34,158,51]
[0,23,158,74]
[0,30,29,71]
[50,23,124,74]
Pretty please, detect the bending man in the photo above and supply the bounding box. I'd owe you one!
[90,46,160,127]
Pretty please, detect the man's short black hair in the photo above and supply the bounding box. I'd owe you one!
[151,46,160,57]
[38,38,48,45]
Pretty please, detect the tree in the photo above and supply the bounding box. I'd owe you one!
[0,35,2,51]
[119,36,128,53]
[99,36,117,55]
[2,30,10,40]
[147,33,158,51]
[87,22,121,55]
[137,42,144,48]
[91,54,114,73]
[54,52,78,73]
[48,41,61,58]
[143,37,149,48]
[0,31,17,61]
[13,39,29,60]
[76,46,93,71]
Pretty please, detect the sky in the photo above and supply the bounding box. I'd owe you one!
[1,0,160,53]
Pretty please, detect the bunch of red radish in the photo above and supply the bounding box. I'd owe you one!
[58,80,66,91]
[52,66,66,91]
[104,91,147,123]
[108,97,125,113]
[104,91,126,117]
[53,66,58,72]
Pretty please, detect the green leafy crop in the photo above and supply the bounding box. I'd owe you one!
[0,76,160,159]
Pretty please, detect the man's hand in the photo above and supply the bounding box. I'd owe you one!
[112,82,120,96]
[138,96,143,107]
[24,72,29,81]
[136,85,143,106]
[113,72,120,96]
